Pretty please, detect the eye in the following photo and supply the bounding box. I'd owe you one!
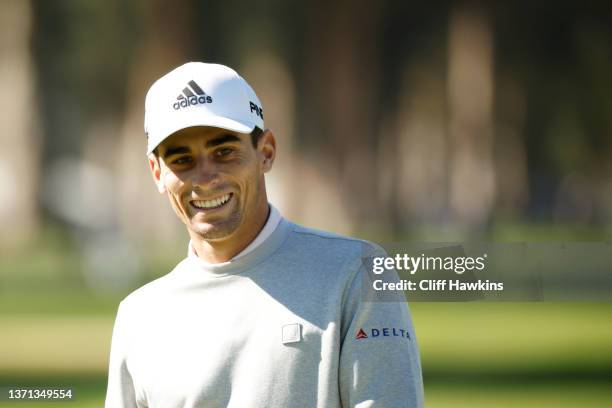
[215,147,234,157]
[171,156,193,165]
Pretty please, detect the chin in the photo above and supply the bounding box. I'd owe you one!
[190,219,240,241]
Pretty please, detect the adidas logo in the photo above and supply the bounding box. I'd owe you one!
[172,80,213,110]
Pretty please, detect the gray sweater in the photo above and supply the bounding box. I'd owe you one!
[105,219,424,407]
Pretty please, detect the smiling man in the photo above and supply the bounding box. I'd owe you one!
[151,125,274,263]
[105,62,424,408]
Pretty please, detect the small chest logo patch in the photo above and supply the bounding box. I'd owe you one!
[282,323,302,344]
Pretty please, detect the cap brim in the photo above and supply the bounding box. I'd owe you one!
[146,113,255,154]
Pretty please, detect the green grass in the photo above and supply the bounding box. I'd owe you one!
[426,380,612,408]
[411,302,612,373]
[2,378,611,408]
[2,224,611,406]
[1,294,611,407]
[0,316,113,374]
[2,301,611,374]
[0,292,121,317]
[2,375,611,408]
[0,374,105,407]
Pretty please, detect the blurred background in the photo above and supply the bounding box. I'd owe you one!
[1,0,612,406]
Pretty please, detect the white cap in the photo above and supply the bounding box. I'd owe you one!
[144,62,264,154]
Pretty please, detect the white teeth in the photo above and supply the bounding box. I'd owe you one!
[192,194,231,209]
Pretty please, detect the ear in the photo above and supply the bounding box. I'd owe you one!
[148,153,166,194]
[258,129,277,173]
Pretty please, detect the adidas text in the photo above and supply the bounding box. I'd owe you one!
[173,95,213,110]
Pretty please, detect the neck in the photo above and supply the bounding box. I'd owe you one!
[190,201,270,264]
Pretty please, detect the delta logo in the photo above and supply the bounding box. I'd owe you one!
[355,327,411,340]
[173,80,213,110]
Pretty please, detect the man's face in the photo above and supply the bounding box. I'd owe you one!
[148,126,275,241]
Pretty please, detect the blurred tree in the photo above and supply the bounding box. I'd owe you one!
[447,3,495,228]
[117,0,197,241]
[21,0,612,244]
[0,0,39,245]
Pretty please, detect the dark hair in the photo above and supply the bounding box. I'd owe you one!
[152,127,264,157]
[250,126,264,148]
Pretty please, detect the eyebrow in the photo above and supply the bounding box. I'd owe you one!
[162,134,242,158]
[205,134,241,148]
[162,146,191,158]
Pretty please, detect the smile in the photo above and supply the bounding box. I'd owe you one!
[191,193,233,210]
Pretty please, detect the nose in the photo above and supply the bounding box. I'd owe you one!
[191,156,220,189]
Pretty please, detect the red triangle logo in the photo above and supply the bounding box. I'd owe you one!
[356,328,368,339]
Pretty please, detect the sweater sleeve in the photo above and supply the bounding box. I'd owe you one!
[105,301,139,408]
[339,251,424,408]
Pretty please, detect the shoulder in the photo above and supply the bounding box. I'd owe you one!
[289,221,384,252]
[282,221,393,303]
[118,258,189,312]
[284,220,386,269]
